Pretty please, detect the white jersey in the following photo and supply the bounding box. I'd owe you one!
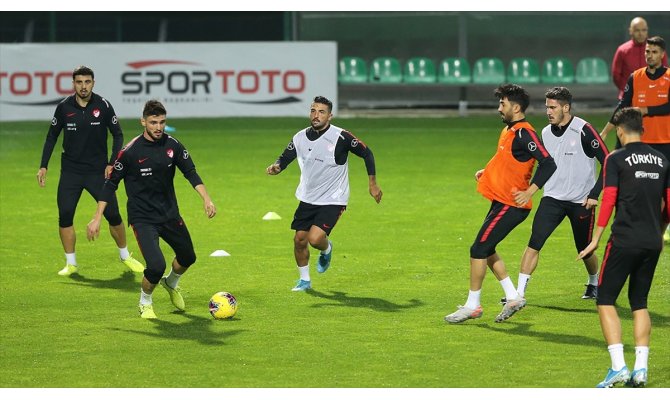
[293,124,349,205]
[541,116,596,203]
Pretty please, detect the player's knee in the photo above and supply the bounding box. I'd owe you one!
[629,296,648,312]
[294,234,308,249]
[177,251,196,269]
[104,213,123,227]
[58,215,75,228]
[596,295,615,306]
[144,262,166,284]
[470,243,493,259]
[527,237,545,251]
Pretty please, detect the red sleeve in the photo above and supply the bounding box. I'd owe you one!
[598,186,617,227]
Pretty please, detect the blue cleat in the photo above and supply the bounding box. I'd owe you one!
[317,240,332,273]
[291,279,312,292]
[596,367,630,388]
[626,368,647,388]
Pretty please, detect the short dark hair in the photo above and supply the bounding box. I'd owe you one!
[545,86,572,108]
[647,36,666,51]
[494,84,530,112]
[73,65,94,80]
[142,99,167,118]
[313,96,333,112]
[612,107,643,134]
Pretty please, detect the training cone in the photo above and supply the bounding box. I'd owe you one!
[210,249,230,257]
[262,212,282,220]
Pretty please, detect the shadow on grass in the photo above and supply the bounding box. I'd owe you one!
[111,312,246,345]
[307,289,424,312]
[476,320,602,348]
[61,270,138,293]
[533,303,670,324]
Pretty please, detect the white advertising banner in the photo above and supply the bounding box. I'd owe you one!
[0,42,337,121]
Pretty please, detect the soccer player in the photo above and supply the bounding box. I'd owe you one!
[445,84,557,324]
[511,87,608,306]
[37,65,143,276]
[578,108,669,388]
[86,100,217,319]
[601,36,670,242]
[266,95,382,292]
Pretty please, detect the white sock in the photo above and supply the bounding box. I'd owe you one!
[298,265,310,281]
[499,277,519,300]
[634,346,649,371]
[517,273,531,297]
[165,269,182,288]
[588,274,599,286]
[608,343,626,371]
[322,241,332,255]
[119,246,130,260]
[139,289,153,306]
[464,290,481,310]
[65,253,77,266]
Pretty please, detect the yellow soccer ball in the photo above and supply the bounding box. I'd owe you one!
[209,291,238,319]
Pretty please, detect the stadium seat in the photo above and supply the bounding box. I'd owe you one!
[507,58,540,84]
[542,57,575,84]
[369,57,403,83]
[338,56,368,84]
[472,57,505,84]
[403,57,437,83]
[437,57,471,84]
[576,57,610,84]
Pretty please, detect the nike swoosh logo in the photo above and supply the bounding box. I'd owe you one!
[138,158,149,163]
[322,224,331,229]
[66,112,76,117]
[579,215,590,220]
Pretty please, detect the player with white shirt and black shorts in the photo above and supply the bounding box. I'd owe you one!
[266,96,383,292]
[509,87,609,308]
[579,107,669,388]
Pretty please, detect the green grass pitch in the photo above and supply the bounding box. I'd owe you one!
[0,113,668,389]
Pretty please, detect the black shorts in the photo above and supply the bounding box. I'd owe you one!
[597,240,661,311]
[528,196,595,253]
[291,201,346,235]
[57,170,122,227]
[132,218,196,284]
[470,200,530,259]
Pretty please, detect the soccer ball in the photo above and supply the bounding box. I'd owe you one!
[209,291,238,319]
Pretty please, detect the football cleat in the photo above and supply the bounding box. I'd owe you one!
[57,264,79,276]
[316,240,333,273]
[139,303,157,319]
[626,368,647,388]
[121,254,144,273]
[582,284,598,299]
[160,277,185,311]
[444,305,483,323]
[291,279,312,292]
[495,296,526,322]
[596,367,630,388]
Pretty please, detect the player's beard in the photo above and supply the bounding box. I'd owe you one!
[311,119,328,131]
